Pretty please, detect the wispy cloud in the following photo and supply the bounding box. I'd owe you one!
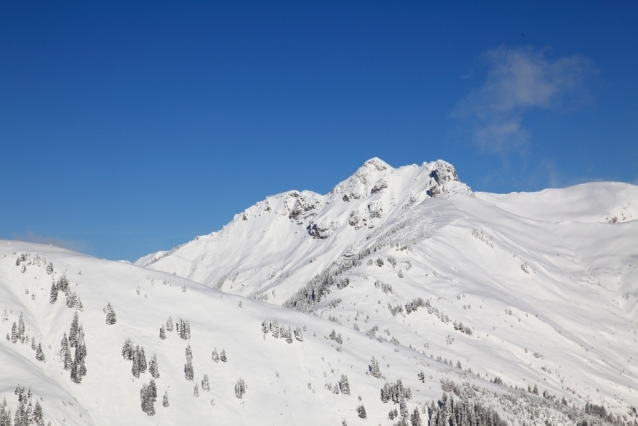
[11,231,89,254]
[452,46,595,153]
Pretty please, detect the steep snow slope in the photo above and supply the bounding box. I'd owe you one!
[137,158,638,417]
[3,240,603,426]
[0,240,479,425]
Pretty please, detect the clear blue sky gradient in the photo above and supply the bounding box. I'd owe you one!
[1,1,637,260]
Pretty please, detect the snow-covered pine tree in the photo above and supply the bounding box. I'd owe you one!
[139,347,147,374]
[0,398,11,426]
[149,354,160,379]
[71,326,87,383]
[132,346,141,378]
[194,383,199,397]
[57,274,70,294]
[46,261,53,275]
[294,327,303,342]
[220,349,227,362]
[285,327,293,344]
[61,334,72,370]
[140,379,157,416]
[159,325,166,340]
[10,322,17,344]
[162,391,169,407]
[234,378,246,399]
[399,397,408,419]
[211,348,219,363]
[271,319,279,338]
[166,316,173,332]
[69,312,79,348]
[33,401,44,426]
[410,407,422,426]
[35,343,45,362]
[105,302,116,325]
[17,314,25,343]
[261,320,269,335]
[49,282,58,304]
[201,375,210,392]
[178,318,190,340]
[184,347,194,381]
[122,338,134,360]
[369,357,383,378]
[357,405,367,418]
[339,374,350,395]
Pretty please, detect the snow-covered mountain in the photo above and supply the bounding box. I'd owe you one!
[1,158,637,425]
[136,158,638,420]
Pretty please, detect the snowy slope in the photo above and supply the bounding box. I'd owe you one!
[137,158,638,418]
[1,240,596,426]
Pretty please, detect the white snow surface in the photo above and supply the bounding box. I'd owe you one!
[137,158,638,417]
[1,158,637,425]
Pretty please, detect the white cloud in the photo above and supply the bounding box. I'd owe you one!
[453,46,594,153]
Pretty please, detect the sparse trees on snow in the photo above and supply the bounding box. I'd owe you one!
[211,348,219,363]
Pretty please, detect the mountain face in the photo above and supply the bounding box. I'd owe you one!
[1,158,637,426]
[136,158,638,419]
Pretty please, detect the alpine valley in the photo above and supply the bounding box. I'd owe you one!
[1,158,637,425]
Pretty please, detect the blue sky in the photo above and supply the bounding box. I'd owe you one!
[1,1,637,260]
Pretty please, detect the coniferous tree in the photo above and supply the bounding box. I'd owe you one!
[294,327,304,342]
[105,302,116,325]
[194,384,199,397]
[261,320,269,334]
[178,319,190,340]
[159,325,166,340]
[35,343,45,362]
[235,378,246,399]
[139,347,147,374]
[162,391,169,407]
[0,398,11,426]
[49,282,58,304]
[220,349,227,362]
[149,354,160,379]
[17,314,25,343]
[122,338,134,360]
[271,319,279,338]
[69,312,79,348]
[57,274,70,294]
[46,262,53,275]
[132,346,141,378]
[211,348,219,363]
[140,379,157,416]
[10,322,17,344]
[357,404,367,418]
[184,346,194,380]
[202,375,210,392]
[166,316,173,332]
[33,401,44,426]
[61,334,72,370]
[369,357,383,379]
[31,337,36,351]
[339,374,350,395]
